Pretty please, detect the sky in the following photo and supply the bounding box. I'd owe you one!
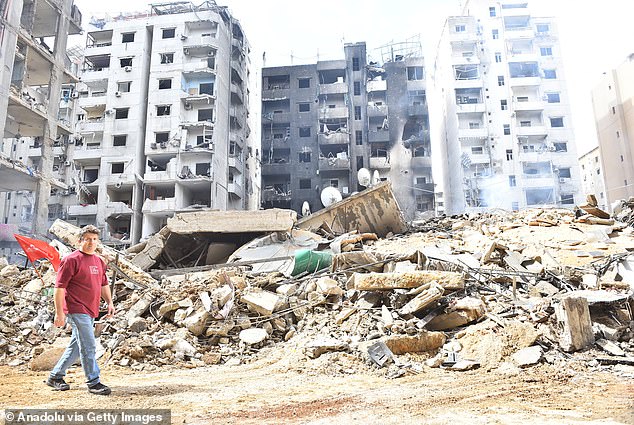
[72,0,634,155]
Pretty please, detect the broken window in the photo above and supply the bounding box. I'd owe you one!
[553,142,567,152]
[298,103,310,112]
[330,179,339,188]
[117,81,131,92]
[526,188,554,205]
[560,194,574,205]
[197,134,212,146]
[298,152,311,163]
[546,93,560,103]
[454,65,479,80]
[299,179,311,189]
[162,28,176,39]
[198,109,213,122]
[120,57,132,67]
[298,78,310,88]
[160,53,174,64]
[195,163,210,176]
[455,88,481,104]
[158,79,172,89]
[299,127,311,137]
[83,168,99,183]
[111,163,124,174]
[115,108,129,119]
[407,66,424,80]
[200,83,214,95]
[156,105,171,116]
[266,75,290,90]
[121,32,135,43]
[509,62,539,78]
[155,132,169,144]
[550,117,564,127]
[113,135,127,146]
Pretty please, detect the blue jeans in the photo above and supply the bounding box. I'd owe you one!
[50,313,100,386]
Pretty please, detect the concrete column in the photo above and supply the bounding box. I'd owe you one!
[0,1,26,140]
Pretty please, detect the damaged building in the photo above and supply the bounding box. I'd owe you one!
[261,39,434,221]
[432,0,582,214]
[0,0,83,260]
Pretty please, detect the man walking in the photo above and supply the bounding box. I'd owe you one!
[46,225,114,395]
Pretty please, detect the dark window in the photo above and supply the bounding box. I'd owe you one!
[352,57,360,71]
[509,175,516,187]
[162,28,175,39]
[160,53,174,64]
[356,156,363,169]
[121,32,135,43]
[158,79,172,89]
[492,29,499,39]
[198,109,213,122]
[498,76,505,86]
[197,134,212,146]
[120,58,132,67]
[612,106,616,114]
[299,103,310,112]
[554,142,567,152]
[195,163,210,176]
[560,194,574,205]
[200,83,214,95]
[113,135,127,146]
[299,127,311,137]
[354,81,361,96]
[489,6,496,16]
[540,47,553,56]
[559,168,571,178]
[506,149,513,160]
[503,124,510,135]
[354,106,361,120]
[536,24,550,33]
[155,133,169,143]
[156,105,171,116]
[111,163,124,174]
[117,81,131,92]
[298,152,311,162]
[495,52,502,62]
[543,69,557,79]
[546,93,560,103]
[550,117,564,127]
[115,108,129,119]
[299,179,311,189]
[298,78,310,88]
[407,66,424,80]
[500,99,507,110]
[355,130,363,145]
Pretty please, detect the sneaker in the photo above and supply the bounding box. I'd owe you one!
[88,382,111,395]
[46,377,70,391]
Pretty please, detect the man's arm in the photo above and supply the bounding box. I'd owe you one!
[53,288,66,327]
[101,285,115,318]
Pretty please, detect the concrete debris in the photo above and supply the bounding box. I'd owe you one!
[1,205,633,378]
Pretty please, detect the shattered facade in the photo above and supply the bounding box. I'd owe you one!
[432,0,582,214]
[6,1,260,251]
[590,54,634,208]
[0,0,82,260]
[579,146,607,211]
[261,40,433,220]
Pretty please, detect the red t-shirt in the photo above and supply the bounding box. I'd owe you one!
[55,250,108,318]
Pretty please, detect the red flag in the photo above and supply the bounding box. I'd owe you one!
[14,234,61,271]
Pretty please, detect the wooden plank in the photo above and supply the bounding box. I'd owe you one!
[555,296,595,352]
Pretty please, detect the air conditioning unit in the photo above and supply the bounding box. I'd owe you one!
[64,160,71,166]
[105,109,114,114]
[124,66,132,72]
[150,142,157,149]
[71,92,80,99]
[115,91,122,97]
[180,34,188,40]
[559,177,566,183]
[207,51,215,57]
[184,102,192,110]
[160,142,167,149]
[183,48,190,55]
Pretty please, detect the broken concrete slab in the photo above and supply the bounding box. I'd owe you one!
[579,204,611,219]
[30,347,66,371]
[596,338,625,356]
[167,209,297,234]
[398,282,444,315]
[555,297,595,352]
[130,227,169,270]
[383,331,446,355]
[240,289,281,316]
[350,271,464,291]
[335,307,356,325]
[512,345,543,367]
[239,328,269,345]
[304,337,349,359]
[426,297,486,331]
[126,294,154,326]
[297,181,407,238]
[315,277,344,296]
[182,309,210,336]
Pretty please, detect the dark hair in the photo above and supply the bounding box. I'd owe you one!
[79,225,100,240]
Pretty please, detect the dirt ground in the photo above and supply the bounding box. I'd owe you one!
[1,351,633,425]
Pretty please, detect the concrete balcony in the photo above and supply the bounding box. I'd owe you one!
[231,82,244,102]
[407,80,426,91]
[73,146,103,160]
[501,7,530,17]
[456,103,485,113]
[369,157,390,170]
[262,86,290,99]
[144,169,177,182]
[468,153,491,165]
[411,156,432,168]
[509,76,541,86]
[102,175,135,186]
[319,157,350,171]
[367,80,387,92]
[83,44,112,57]
[367,104,388,118]
[81,68,110,81]
[513,100,545,111]
[77,120,105,133]
[142,197,176,214]
[319,82,348,95]
[449,31,478,43]
[454,78,483,89]
[451,55,480,65]
[320,106,348,120]
[266,111,291,123]
[105,201,133,216]
[504,27,535,39]
[262,161,291,175]
[318,132,349,145]
[262,189,291,203]
[458,128,488,139]
[368,130,390,143]
[408,104,428,116]
[516,125,547,137]
[228,156,243,171]
[521,176,556,188]
[228,182,243,197]
[414,182,435,194]
[68,204,98,216]
[507,52,539,62]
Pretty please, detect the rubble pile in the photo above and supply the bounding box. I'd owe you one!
[613,196,634,228]
[1,192,633,378]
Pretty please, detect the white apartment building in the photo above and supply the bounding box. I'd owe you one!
[578,146,607,210]
[432,0,581,214]
[69,1,258,244]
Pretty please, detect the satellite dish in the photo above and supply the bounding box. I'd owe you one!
[320,187,342,207]
[301,201,311,216]
[357,168,371,187]
[372,170,381,186]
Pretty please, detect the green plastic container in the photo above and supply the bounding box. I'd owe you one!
[291,249,332,276]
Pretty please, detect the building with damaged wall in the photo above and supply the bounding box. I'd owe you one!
[578,147,607,211]
[431,0,582,214]
[590,55,634,209]
[261,40,433,221]
[21,1,259,246]
[0,0,82,260]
